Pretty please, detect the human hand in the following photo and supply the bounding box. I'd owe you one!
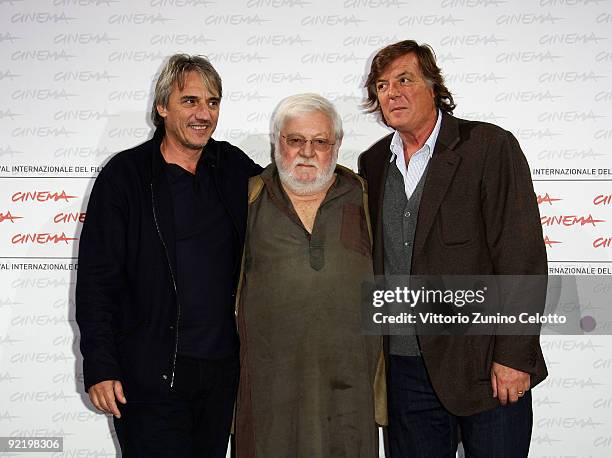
[88,380,127,418]
[490,361,530,406]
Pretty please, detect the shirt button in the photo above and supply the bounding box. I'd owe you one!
[162,374,168,380]
[404,242,410,246]
[404,211,411,218]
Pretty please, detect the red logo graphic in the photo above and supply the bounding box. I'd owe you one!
[53,212,86,224]
[11,190,78,203]
[593,237,612,248]
[11,232,78,245]
[543,235,562,247]
[593,194,612,206]
[537,193,562,205]
[541,214,606,227]
[0,211,22,223]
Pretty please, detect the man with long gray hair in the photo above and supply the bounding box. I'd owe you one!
[234,93,386,457]
[76,54,262,457]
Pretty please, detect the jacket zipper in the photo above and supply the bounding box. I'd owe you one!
[150,182,180,388]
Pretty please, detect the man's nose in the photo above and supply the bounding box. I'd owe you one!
[388,81,400,98]
[195,103,212,121]
[299,140,315,158]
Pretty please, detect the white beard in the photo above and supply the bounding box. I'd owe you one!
[275,148,338,196]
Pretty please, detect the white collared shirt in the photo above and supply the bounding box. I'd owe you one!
[389,110,442,200]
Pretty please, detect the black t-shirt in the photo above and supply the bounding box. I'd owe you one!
[165,154,238,359]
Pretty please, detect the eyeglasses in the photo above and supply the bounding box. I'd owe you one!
[281,135,335,153]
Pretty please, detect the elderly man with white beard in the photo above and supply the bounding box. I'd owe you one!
[234,93,385,458]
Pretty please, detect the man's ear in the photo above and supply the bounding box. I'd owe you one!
[156,104,167,119]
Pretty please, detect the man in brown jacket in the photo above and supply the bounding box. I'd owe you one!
[358,40,547,457]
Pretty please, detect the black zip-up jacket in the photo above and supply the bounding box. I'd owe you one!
[76,127,262,400]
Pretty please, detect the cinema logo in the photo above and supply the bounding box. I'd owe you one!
[204,14,269,25]
[301,14,366,26]
[530,434,561,446]
[537,416,604,429]
[593,236,612,248]
[107,13,173,24]
[0,211,22,223]
[538,110,605,122]
[12,277,74,289]
[10,12,76,23]
[247,34,310,46]
[540,32,606,45]
[495,13,563,25]
[12,89,76,101]
[495,91,563,103]
[441,0,506,6]
[224,91,269,102]
[53,212,86,223]
[108,51,165,62]
[53,0,120,5]
[247,0,311,6]
[538,148,604,160]
[541,214,605,227]
[514,128,561,140]
[301,52,364,64]
[12,190,77,203]
[541,376,604,389]
[398,14,462,26]
[150,33,214,46]
[54,32,118,45]
[9,389,75,402]
[108,127,149,139]
[445,72,505,84]
[54,146,112,158]
[342,35,399,47]
[54,70,118,82]
[343,0,407,6]
[208,52,268,64]
[440,34,505,46]
[12,126,76,138]
[150,0,214,6]
[11,314,72,326]
[496,51,561,63]
[539,71,605,83]
[537,193,561,205]
[9,352,72,364]
[11,50,75,61]
[246,72,311,84]
[52,371,84,385]
[10,232,78,245]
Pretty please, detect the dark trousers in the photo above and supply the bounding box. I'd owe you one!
[388,355,533,458]
[113,353,239,458]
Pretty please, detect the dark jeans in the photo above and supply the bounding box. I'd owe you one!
[388,355,533,458]
[113,353,239,458]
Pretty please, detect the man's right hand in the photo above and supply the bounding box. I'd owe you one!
[88,380,127,418]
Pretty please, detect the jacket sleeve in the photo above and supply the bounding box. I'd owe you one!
[481,130,548,375]
[75,164,128,391]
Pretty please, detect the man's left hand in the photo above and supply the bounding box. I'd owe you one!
[490,361,530,406]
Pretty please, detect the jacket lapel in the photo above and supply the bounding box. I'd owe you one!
[368,135,392,274]
[413,113,461,260]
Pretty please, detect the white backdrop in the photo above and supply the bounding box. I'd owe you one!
[1,0,611,457]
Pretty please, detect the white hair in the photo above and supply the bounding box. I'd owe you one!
[270,93,344,151]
